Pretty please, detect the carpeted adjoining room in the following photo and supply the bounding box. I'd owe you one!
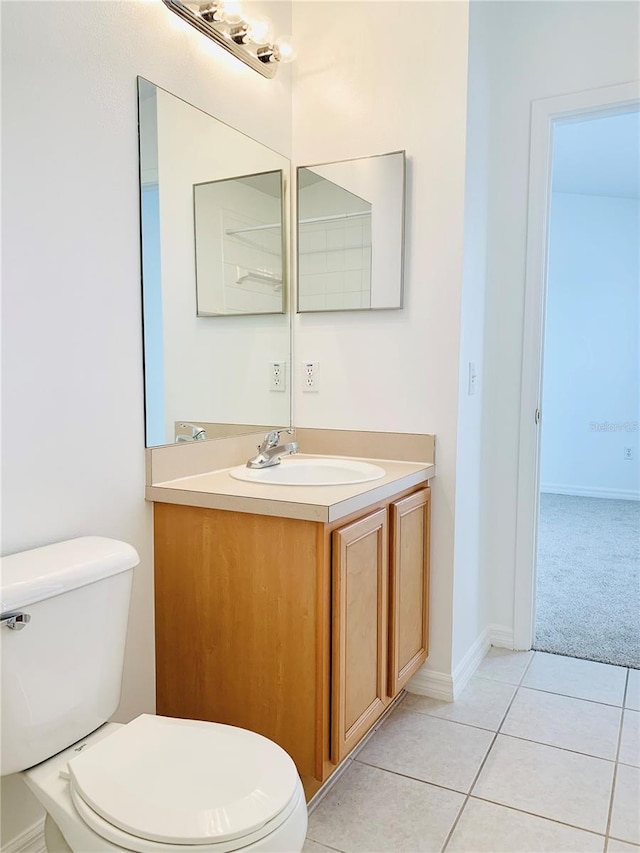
[534,492,640,669]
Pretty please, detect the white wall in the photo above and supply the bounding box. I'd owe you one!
[471,0,640,639]
[451,0,492,672]
[292,1,471,677]
[540,192,640,499]
[0,0,291,846]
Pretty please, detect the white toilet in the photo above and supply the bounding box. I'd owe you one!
[0,537,308,853]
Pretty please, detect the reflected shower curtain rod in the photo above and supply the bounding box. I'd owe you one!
[225,209,371,236]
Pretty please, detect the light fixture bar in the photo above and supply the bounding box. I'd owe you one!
[162,0,278,78]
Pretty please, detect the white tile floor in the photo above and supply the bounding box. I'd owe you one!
[304,650,640,853]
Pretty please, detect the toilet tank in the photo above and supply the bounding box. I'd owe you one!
[0,537,139,775]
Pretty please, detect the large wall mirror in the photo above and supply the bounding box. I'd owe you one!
[296,151,405,312]
[138,78,291,447]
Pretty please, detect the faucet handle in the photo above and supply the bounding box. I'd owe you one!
[179,422,207,440]
[261,428,294,450]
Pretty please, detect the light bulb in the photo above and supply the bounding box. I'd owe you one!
[221,0,243,24]
[275,35,295,63]
[246,15,273,44]
[198,2,224,22]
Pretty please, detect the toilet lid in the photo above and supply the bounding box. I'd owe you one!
[67,715,299,846]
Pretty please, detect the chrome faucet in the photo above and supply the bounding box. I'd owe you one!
[175,422,207,442]
[246,429,298,469]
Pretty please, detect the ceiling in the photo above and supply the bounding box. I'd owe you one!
[552,109,640,199]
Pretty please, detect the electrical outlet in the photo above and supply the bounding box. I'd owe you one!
[624,447,634,461]
[302,361,319,393]
[270,361,286,392]
[468,362,477,396]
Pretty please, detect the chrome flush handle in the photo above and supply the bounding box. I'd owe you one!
[1,611,31,630]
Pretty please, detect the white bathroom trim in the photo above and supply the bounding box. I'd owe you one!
[3,818,45,853]
[408,625,510,701]
[513,80,640,652]
[540,484,640,502]
[408,666,454,701]
[488,624,515,649]
[451,627,492,699]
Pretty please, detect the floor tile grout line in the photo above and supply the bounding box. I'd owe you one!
[604,760,619,845]
[471,673,528,688]
[608,833,640,845]
[605,668,630,841]
[496,730,620,763]
[400,704,514,736]
[438,734,498,853]
[437,794,468,853]
[516,648,538,686]
[516,683,627,709]
[469,794,611,839]
[303,838,347,853]
[352,757,472,799]
[621,667,630,711]
[468,794,611,839]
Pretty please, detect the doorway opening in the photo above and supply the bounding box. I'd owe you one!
[513,81,640,666]
[533,110,640,668]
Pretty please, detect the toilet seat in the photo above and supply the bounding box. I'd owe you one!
[66,715,301,852]
[69,782,305,853]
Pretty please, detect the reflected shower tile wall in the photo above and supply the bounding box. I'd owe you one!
[222,210,281,313]
[299,215,372,310]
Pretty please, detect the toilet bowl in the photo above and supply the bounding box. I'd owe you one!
[1,538,307,853]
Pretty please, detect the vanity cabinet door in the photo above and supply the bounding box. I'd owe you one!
[388,488,430,696]
[331,508,389,764]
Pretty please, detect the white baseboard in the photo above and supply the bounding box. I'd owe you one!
[541,484,640,501]
[450,627,492,699]
[3,818,45,853]
[407,666,454,701]
[407,624,521,702]
[489,624,515,649]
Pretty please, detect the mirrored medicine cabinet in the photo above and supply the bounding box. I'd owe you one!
[137,80,407,449]
[297,152,406,312]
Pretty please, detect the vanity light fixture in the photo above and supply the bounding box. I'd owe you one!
[162,0,294,78]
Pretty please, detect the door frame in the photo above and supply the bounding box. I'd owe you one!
[513,81,640,650]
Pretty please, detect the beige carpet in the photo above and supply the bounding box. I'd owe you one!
[534,493,640,669]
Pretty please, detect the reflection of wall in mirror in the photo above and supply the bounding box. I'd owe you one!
[301,154,403,310]
[152,89,289,444]
[298,180,372,311]
[194,181,282,315]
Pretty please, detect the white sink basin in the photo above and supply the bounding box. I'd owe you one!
[229,457,386,487]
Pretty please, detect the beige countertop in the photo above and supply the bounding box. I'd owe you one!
[146,454,435,523]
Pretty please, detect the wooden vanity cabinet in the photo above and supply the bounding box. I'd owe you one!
[153,484,430,800]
